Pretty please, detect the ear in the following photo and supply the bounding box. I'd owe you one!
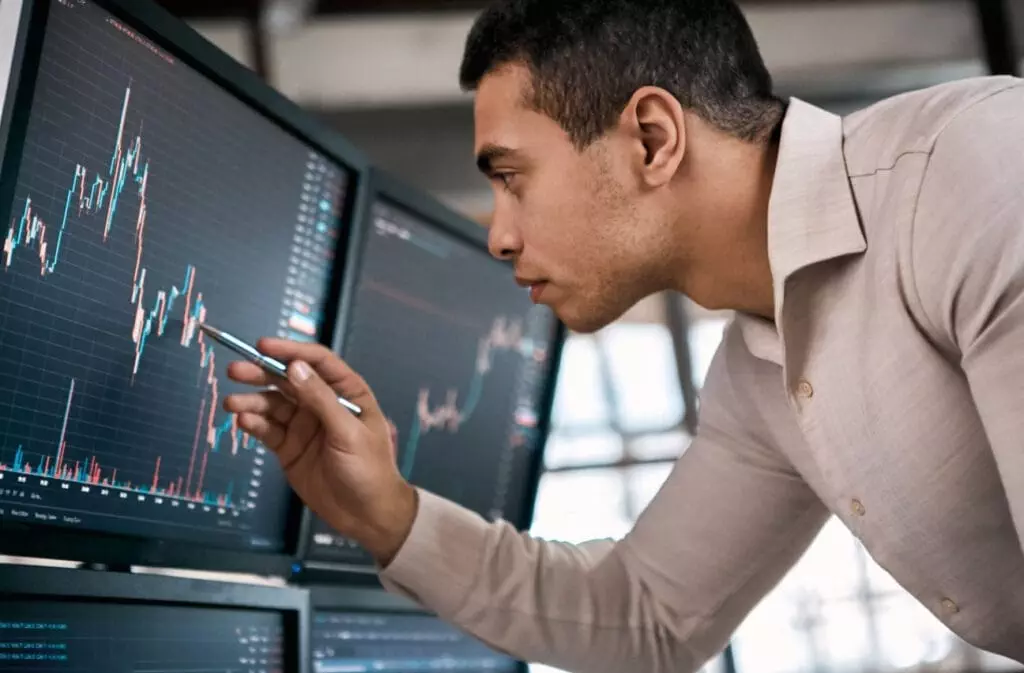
[620,86,686,188]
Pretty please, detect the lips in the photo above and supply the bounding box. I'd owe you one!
[528,281,547,303]
[515,274,548,304]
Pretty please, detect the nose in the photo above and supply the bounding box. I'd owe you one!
[487,210,522,261]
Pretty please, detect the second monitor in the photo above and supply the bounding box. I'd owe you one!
[296,171,563,575]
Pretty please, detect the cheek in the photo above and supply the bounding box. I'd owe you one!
[521,178,608,254]
[522,199,601,267]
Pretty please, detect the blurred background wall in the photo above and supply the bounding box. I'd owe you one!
[10,1,1024,671]
[170,0,1024,220]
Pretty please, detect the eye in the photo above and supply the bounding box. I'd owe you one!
[493,173,516,192]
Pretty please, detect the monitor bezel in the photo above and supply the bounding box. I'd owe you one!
[0,0,371,576]
[307,585,529,673]
[0,563,311,673]
[293,168,566,582]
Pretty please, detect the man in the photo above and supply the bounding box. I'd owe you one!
[225,0,1024,670]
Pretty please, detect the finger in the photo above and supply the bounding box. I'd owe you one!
[258,339,383,418]
[236,413,286,450]
[257,339,367,390]
[224,391,296,425]
[256,339,342,374]
[226,360,276,387]
[225,362,303,408]
[285,360,361,437]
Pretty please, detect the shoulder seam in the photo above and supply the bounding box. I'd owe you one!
[847,81,1024,179]
[848,150,929,179]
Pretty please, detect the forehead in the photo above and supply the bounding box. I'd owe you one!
[472,64,566,155]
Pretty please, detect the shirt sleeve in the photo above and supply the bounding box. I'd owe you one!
[378,325,830,673]
[909,85,1024,552]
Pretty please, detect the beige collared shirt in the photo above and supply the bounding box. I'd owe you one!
[380,76,1024,672]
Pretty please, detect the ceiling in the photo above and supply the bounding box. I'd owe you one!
[156,0,489,18]
[155,0,954,20]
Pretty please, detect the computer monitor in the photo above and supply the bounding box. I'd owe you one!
[294,170,564,578]
[0,0,369,574]
[0,563,311,673]
[310,586,524,673]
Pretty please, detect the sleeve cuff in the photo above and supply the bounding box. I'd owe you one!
[378,488,492,617]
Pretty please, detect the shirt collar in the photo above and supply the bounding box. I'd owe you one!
[766,98,867,322]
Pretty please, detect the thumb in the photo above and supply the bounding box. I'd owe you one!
[286,360,358,437]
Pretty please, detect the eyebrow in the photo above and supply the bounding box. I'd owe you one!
[475,144,518,175]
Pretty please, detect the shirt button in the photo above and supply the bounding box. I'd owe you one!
[850,499,866,516]
[941,598,959,614]
[795,379,814,399]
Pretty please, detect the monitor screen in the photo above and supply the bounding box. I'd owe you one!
[0,0,350,556]
[305,196,558,567]
[312,610,518,673]
[0,599,288,673]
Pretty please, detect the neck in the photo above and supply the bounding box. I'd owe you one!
[669,127,779,320]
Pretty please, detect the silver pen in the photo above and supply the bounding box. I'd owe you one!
[198,322,362,417]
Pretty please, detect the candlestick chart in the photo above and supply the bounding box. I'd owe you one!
[1,82,255,510]
[401,314,535,477]
[0,0,347,553]
[2,84,257,504]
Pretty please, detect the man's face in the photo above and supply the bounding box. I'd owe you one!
[473,65,673,333]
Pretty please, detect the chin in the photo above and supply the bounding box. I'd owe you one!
[554,301,624,334]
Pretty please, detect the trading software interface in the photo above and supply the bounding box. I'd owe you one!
[312,611,517,673]
[0,0,348,552]
[308,198,556,565]
[0,600,286,673]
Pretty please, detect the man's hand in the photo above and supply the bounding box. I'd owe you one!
[223,338,417,565]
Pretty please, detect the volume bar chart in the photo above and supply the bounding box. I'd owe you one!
[0,0,348,555]
[0,378,235,508]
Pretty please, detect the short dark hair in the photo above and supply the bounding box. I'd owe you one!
[459,0,785,148]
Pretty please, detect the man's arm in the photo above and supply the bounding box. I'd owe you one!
[379,325,830,673]
[909,85,1024,547]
